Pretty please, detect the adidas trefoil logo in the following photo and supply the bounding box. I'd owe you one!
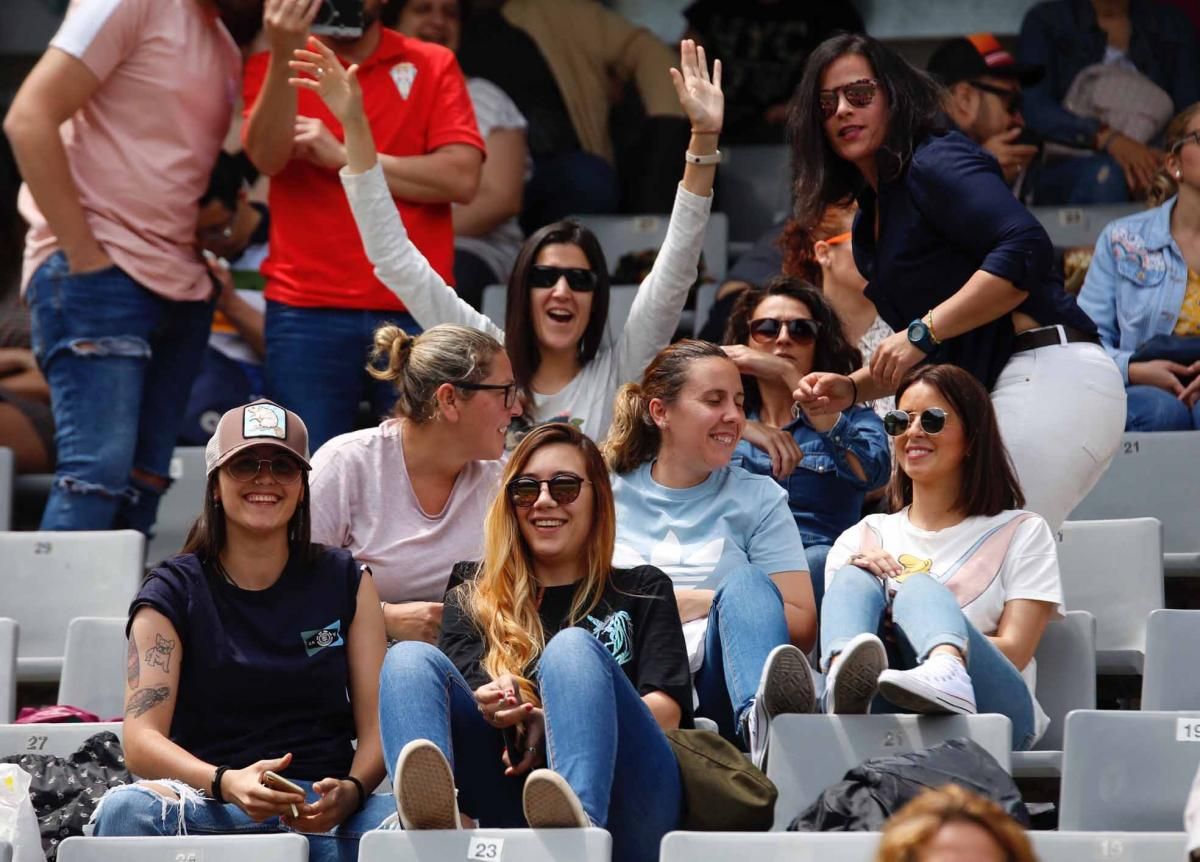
[613,530,724,588]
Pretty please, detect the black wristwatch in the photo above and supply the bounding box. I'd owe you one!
[907,318,938,354]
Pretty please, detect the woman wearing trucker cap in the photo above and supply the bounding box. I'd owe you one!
[90,399,392,862]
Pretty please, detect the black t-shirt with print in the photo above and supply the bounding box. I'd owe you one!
[129,548,361,780]
[440,564,693,727]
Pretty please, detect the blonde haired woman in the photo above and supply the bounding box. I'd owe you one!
[875,784,1036,862]
[377,423,691,862]
[310,323,522,643]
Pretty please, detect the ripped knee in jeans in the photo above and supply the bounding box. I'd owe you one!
[63,336,151,361]
[90,779,204,835]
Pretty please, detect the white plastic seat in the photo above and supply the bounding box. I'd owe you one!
[1055,518,1162,674]
[57,834,308,862]
[358,828,611,861]
[0,619,15,724]
[1032,831,1188,861]
[1,530,144,682]
[714,145,791,243]
[58,617,128,719]
[660,831,876,862]
[0,446,13,531]
[1143,609,1200,710]
[572,212,729,282]
[765,713,1012,830]
[1029,203,1143,248]
[145,447,208,566]
[0,722,122,758]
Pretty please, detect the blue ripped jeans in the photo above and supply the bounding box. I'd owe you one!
[27,251,213,533]
[90,777,395,862]
[379,632,682,862]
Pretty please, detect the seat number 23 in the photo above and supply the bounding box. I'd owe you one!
[468,837,504,861]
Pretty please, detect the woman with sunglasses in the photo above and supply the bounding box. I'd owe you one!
[819,365,1062,752]
[724,277,889,612]
[289,37,722,446]
[377,423,691,862]
[1078,104,1200,431]
[90,400,393,860]
[604,339,816,768]
[310,323,522,644]
[789,33,1125,532]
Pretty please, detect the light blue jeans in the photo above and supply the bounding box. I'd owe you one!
[1125,384,1200,431]
[820,566,1036,750]
[378,631,682,862]
[90,777,395,862]
[693,565,791,741]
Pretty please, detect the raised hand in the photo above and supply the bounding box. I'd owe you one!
[265,0,322,56]
[669,39,723,135]
[288,37,363,125]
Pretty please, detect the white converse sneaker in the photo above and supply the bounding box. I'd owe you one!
[877,653,977,715]
[744,644,816,769]
[393,739,461,830]
[825,633,887,714]
[523,769,590,828]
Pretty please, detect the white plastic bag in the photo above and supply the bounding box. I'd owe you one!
[0,764,44,862]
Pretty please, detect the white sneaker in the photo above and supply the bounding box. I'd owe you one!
[393,739,461,830]
[877,653,977,715]
[744,644,816,769]
[825,633,887,714]
[523,769,590,828]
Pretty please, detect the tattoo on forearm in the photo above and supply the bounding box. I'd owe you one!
[126,634,140,689]
[126,686,170,718]
[144,634,176,673]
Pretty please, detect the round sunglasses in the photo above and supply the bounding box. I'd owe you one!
[507,472,590,507]
[883,407,950,437]
[529,265,597,293]
[749,317,821,345]
[818,78,879,120]
[226,453,304,484]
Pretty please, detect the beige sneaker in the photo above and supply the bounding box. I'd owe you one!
[522,769,590,829]
[393,739,461,830]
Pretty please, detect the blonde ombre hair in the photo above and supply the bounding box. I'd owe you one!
[875,785,1035,862]
[464,423,617,705]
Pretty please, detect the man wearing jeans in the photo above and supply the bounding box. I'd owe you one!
[242,0,483,450]
[4,0,243,533]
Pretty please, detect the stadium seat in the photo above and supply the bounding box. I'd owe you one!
[693,282,720,338]
[482,284,643,345]
[1032,831,1188,861]
[572,212,729,283]
[1012,611,1096,778]
[1069,432,1200,574]
[0,619,15,724]
[57,834,308,862]
[0,721,122,759]
[1060,710,1200,830]
[766,713,1012,830]
[1143,610,1200,710]
[1055,518,1162,674]
[58,617,127,719]
[145,447,207,566]
[1,530,144,682]
[357,828,611,862]
[0,447,12,531]
[714,145,791,244]
[1030,203,1142,249]
[661,831,875,862]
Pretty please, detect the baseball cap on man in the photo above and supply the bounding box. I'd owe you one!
[205,399,311,476]
[927,33,1044,87]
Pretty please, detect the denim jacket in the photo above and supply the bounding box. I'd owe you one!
[1077,197,1188,382]
[731,405,890,547]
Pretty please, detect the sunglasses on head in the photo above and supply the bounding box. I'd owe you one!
[529,265,598,292]
[507,472,590,507]
[818,78,879,120]
[749,317,821,344]
[883,407,949,437]
[968,80,1022,115]
[226,453,304,484]
[455,380,518,409]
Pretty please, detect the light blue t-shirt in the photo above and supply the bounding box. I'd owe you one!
[611,461,809,591]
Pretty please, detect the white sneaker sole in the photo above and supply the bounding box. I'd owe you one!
[523,769,589,829]
[877,669,976,715]
[394,739,460,830]
[760,644,816,719]
[828,634,886,714]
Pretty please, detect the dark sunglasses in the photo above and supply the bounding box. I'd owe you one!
[749,317,822,344]
[507,472,590,507]
[529,265,598,292]
[968,80,1022,115]
[818,78,879,119]
[455,380,518,409]
[883,407,949,437]
[226,453,304,484]
[1172,130,1200,154]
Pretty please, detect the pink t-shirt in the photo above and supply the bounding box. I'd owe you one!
[18,0,241,301]
[309,419,504,603]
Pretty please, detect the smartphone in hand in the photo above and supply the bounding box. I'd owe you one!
[501,688,526,767]
[262,770,305,818]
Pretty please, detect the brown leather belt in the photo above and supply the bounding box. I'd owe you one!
[1012,325,1100,353]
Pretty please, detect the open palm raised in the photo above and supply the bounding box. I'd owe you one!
[669,39,723,135]
[288,37,362,125]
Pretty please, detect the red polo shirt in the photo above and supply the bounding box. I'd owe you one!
[243,30,483,311]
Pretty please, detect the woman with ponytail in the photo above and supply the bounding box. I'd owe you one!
[1078,103,1200,431]
[604,340,816,768]
[378,424,690,862]
[310,323,522,643]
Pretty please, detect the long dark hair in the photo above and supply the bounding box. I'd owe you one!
[505,221,610,403]
[724,277,861,417]
[889,365,1024,517]
[788,33,946,229]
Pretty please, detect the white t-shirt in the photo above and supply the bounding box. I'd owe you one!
[309,418,503,603]
[826,507,1064,740]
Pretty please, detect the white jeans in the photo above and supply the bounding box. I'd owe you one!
[992,341,1125,531]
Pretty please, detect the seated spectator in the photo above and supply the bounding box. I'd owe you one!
[293,37,722,445]
[724,278,889,611]
[311,323,521,642]
[89,400,392,862]
[822,365,1062,752]
[1078,103,1200,430]
[875,784,1037,862]
[1018,0,1200,204]
[604,340,815,766]
[926,34,1043,188]
[380,423,690,862]
[385,0,530,310]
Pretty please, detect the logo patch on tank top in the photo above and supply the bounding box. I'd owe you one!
[301,620,344,656]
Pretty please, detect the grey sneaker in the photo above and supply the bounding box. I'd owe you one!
[825,633,887,714]
[744,644,816,769]
[878,653,977,715]
[523,769,589,828]
[393,739,461,830]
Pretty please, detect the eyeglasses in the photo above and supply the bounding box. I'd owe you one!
[507,472,590,507]
[225,453,304,484]
[529,265,598,292]
[455,380,519,408]
[883,407,950,437]
[817,78,879,120]
[968,80,1022,115]
[1171,130,1200,154]
[749,317,821,345]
